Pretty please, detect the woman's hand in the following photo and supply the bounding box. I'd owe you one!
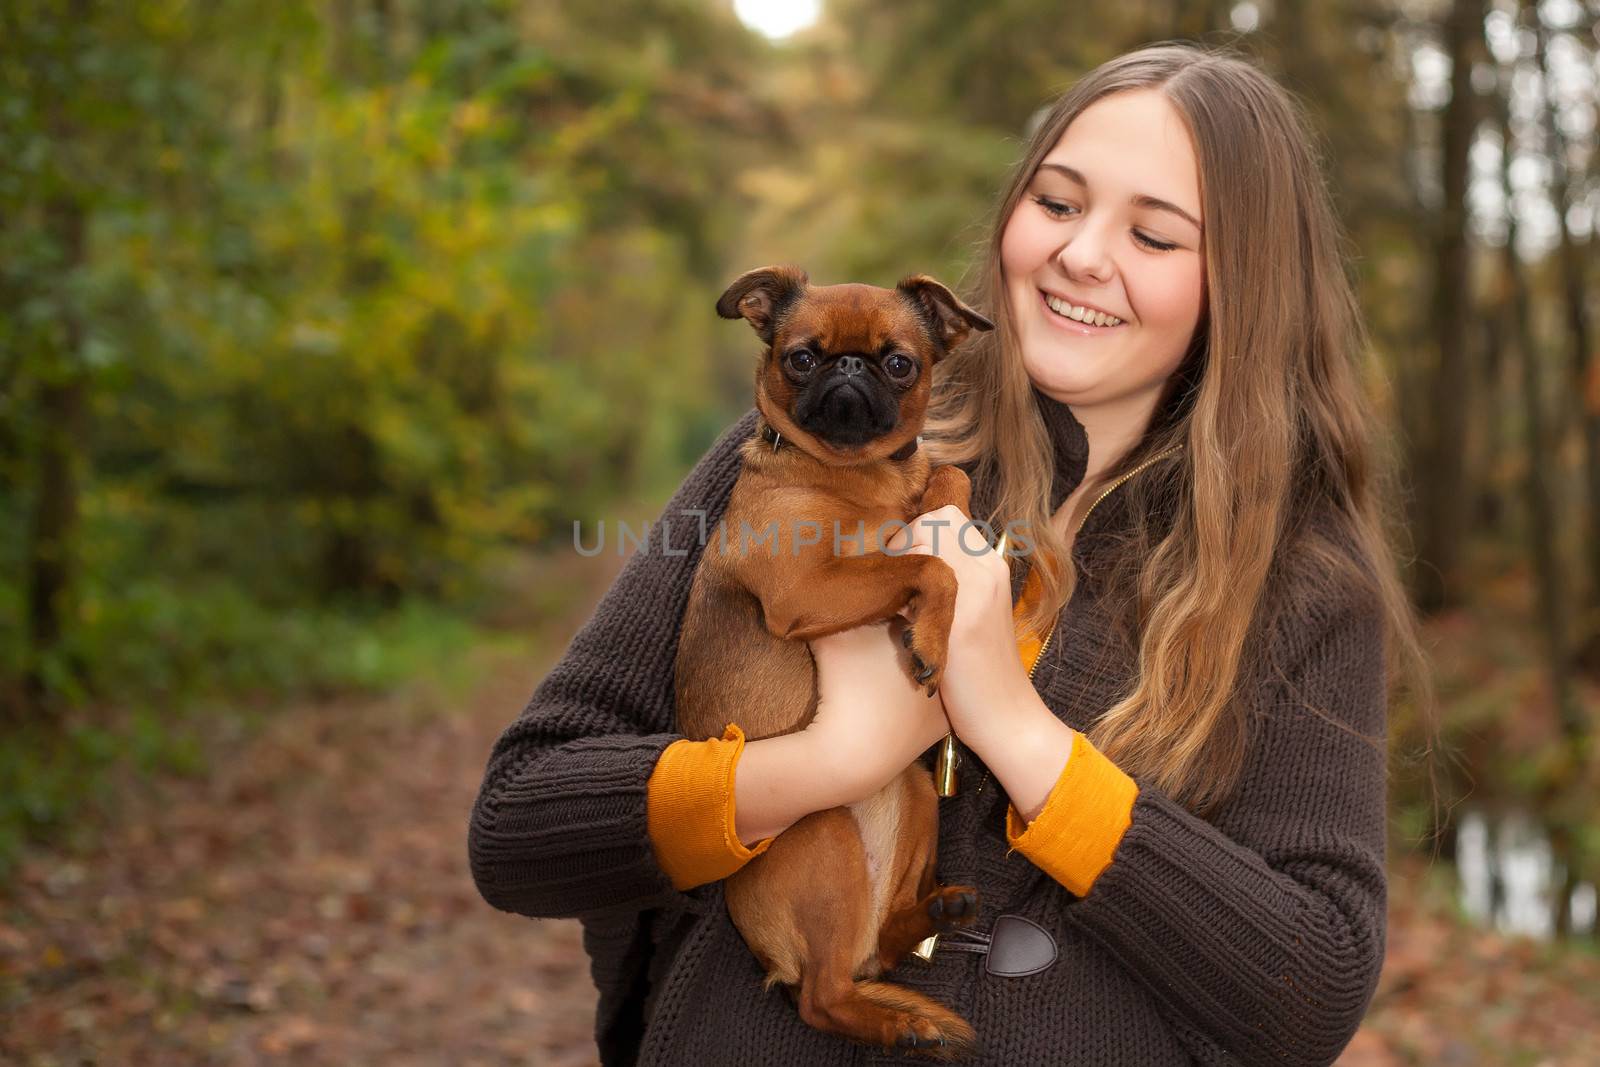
[888,506,1040,746]
[805,620,953,803]
[887,506,1078,820]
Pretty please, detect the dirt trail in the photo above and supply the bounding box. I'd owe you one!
[0,571,611,1066]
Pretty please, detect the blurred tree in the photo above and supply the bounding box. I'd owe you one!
[0,0,789,707]
[1493,4,1576,758]
[1532,6,1599,672]
[2,1,94,719]
[1412,0,1487,614]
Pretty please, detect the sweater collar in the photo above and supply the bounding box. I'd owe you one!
[965,386,1091,592]
[1032,385,1091,514]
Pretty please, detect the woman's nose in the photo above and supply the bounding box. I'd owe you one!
[1054,218,1113,285]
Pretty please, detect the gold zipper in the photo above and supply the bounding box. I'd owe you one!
[1026,628,1054,682]
[1072,444,1187,540]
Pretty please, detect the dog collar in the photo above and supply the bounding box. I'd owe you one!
[759,420,920,461]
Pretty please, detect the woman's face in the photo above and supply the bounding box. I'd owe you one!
[1000,89,1205,424]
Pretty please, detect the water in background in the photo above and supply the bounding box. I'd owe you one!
[1455,807,1598,940]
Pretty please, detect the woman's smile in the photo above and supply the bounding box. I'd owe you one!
[1037,289,1128,335]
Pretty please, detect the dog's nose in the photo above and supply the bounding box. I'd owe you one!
[835,355,865,377]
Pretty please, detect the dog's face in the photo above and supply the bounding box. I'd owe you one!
[717,266,993,462]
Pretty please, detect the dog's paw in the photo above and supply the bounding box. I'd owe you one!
[895,1028,947,1053]
[901,618,951,697]
[883,1003,975,1061]
[907,651,941,696]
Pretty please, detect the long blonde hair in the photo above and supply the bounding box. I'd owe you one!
[926,43,1438,820]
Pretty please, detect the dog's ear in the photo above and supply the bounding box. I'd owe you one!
[716,265,809,344]
[897,275,994,355]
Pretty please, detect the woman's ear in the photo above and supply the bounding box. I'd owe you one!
[897,275,995,355]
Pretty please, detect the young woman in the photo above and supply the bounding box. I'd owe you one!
[469,42,1434,1066]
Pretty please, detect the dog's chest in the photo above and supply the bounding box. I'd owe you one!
[847,782,903,931]
[824,485,931,556]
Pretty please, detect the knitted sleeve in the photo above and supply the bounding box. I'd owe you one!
[1057,560,1390,1067]
[1003,730,1140,896]
[646,724,774,890]
[467,407,759,919]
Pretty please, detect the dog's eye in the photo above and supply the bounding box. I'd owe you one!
[787,348,815,373]
[884,353,915,379]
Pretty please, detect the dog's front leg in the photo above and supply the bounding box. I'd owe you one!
[917,465,972,516]
[737,549,958,695]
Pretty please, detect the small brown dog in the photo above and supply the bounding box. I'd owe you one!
[673,265,993,1059]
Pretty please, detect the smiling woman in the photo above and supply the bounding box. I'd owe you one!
[470,41,1439,1067]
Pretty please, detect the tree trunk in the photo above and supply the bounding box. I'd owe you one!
[22,347,88,715]
[1534,14,1600,680]
[1495,58,1582,776]
[1396,47,1433,522]
[1412,0,1485,613]
[1473,312,1508,532]
[20,4,93,718]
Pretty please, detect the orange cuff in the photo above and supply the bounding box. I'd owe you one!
[646,723,774,891]
[1005,730,1139,897]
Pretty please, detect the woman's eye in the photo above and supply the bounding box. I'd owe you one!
[885,354,914,378]
[1034,194,1180,253]
[787,349,815,373]
[1033,195,1076,219]
[1134,232,1179,252]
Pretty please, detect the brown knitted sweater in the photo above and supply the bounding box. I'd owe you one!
[468,389,1390,1066]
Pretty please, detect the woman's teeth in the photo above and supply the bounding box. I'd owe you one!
[1045,294,1122,327]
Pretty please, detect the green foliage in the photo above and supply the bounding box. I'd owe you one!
[1,0,787,862]
[1,0,781,710]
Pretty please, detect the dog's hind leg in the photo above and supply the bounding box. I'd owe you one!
[727,803,975,1059]
[725,806,871,992]
[793,965,977,1061]
[786,798,974,1060]
[872,767,978,974]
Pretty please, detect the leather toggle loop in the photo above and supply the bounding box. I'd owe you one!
[982,914,1057,977]
[913,914,1058,978]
